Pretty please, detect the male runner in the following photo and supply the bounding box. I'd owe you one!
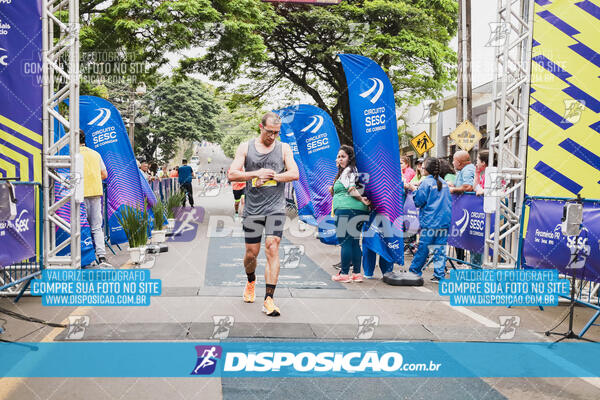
[229,167,246,218]
[228,112,299,316]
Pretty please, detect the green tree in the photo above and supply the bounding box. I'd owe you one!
[79,0,220,88]
[134,79,222,162]
[180,0,458,143]
[214,94,264,158]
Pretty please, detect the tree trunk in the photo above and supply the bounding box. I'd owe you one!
[336,62,353,146]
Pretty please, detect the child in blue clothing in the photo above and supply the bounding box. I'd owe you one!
[407,157,452,282]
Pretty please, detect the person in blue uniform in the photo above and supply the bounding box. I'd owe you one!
[407,157,452,282]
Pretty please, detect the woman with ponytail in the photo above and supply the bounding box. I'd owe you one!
[330,145,371,283]
[407,157,452,282]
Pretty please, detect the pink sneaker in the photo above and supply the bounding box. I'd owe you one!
[332,273,351,283]
[351,273,364,282]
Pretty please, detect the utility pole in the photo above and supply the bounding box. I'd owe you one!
[128,82,146,150]
[456,0,464,130]
[465,0,473,125]
[455,0,473,154]
[128,89,135,148]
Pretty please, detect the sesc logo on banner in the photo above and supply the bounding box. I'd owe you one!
[452,209,485,238]
[535,224,592,270]
[0,47,8,66]
[12,209,30,233]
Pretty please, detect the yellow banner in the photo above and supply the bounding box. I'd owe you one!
[526,0,600,198]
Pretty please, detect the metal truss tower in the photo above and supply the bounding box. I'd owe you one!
[484,0,534,268]
[42,0,81,268]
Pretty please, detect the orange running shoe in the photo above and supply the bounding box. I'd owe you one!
[243,281,256,303]
[262,296,281,317]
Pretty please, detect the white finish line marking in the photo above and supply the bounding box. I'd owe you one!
[443,301,499,328]
[414,286,432,293]
[581,378,600,391]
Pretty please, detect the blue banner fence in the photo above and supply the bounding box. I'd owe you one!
[427,191,600,337]
[517,195,600,338]
[0,178,179,299]
[0,182,44,301]
[406,192,487,268]
[148,177,180,203]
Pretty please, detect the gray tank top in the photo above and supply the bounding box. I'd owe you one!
[243,138,286,217]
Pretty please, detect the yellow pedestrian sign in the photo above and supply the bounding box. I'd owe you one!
[450,120,482,151]
[410,131,434,156]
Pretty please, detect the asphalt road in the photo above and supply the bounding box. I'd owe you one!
[1,184,599,399]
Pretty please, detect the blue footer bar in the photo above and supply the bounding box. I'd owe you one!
[1,342,599,378]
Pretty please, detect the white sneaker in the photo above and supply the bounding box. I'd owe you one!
[97,257,113,268]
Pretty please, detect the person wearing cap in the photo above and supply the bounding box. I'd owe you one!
[410,158,426,186]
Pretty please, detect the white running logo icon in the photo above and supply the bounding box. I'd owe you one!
[173,210,198,236]
[194,347,218,372]
[88,108,111,126]
[359,78,384,104]
[0,48,8,67]
[455,209,469,236]
[301,115,324,134]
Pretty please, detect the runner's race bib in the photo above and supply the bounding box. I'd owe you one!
[251,178,277,187]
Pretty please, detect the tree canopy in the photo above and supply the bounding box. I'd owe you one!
[180,0,458,142]
[78,0,458,152]
[215,98,262,159]
[134,79,222,162]
[79,0,220,87]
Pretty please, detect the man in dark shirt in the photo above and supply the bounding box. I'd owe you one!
[178,159,195,207]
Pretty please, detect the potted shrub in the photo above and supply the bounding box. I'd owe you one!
[165,191,186,232]
[151,200,167,243]
[117,201,149,263]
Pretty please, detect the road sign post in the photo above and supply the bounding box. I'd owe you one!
[410,131,435,156]
[450,120,482,152]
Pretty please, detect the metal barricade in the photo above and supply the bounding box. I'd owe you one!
[0,182,44,301]
[148,177,178,202]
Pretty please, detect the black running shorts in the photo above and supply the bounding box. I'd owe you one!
[233,189,245,201]
[242,213,285,244]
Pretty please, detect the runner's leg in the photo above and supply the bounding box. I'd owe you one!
[263,214,285,294]
[242,216,264,303]
[239,195,244,216]
[244,243,260,278]
[264,235,281,293]
[242,243,260,303]
[262,214,284,316]
[187,182,194,207]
